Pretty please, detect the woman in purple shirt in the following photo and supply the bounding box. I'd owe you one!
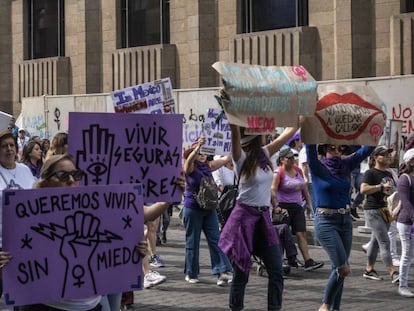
[182,135,233,286]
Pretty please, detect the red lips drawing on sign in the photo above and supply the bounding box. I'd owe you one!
[300,84,386,146]
[315,92,384,141]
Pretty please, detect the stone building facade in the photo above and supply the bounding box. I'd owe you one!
[0,0,413,115]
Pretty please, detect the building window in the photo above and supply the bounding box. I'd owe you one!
[121,0,170,48]
[241,0,308,33]
[405,0,414,12]
[26,0,65,60]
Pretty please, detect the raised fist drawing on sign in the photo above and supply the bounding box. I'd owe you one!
[31,211,122,297]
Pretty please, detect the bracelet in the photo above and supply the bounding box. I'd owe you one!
[378,184,384,192]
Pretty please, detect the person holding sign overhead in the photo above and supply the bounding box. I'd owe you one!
[219,124,297,311]
[182,135,233,286]
[306,143,374,311]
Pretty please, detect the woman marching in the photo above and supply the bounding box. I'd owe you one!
[219,124,297,311]
[306,143,374,311]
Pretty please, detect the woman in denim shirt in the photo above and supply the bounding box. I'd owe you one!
[306,144,373,311]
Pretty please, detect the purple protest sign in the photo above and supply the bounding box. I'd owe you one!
[68,112,183,202]
[2,184,144,307]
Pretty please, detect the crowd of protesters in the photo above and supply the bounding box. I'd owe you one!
[2,112,414,311]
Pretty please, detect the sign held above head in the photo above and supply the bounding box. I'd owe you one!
[212,61,317,134]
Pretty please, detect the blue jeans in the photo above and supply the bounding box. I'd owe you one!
[100,293,121,311]
[182,206,232,278]
[314,213,353,310]
[351,170,364,207]
[364,209,392,267]
[397,222,414,288]
[308,183,316,217]
[230,244,283,311]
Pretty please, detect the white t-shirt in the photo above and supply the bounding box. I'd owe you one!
[46,296,102,311]
[234,148,274,207]
[0,163,36,247]
[212,165,236,189]
[298,146,312,183]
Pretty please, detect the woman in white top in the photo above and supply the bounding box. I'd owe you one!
[212,155,236,193]
[219,125,297,311]
[0,129,36,298]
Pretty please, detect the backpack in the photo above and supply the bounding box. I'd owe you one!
[387,173,412,217]
[195,176,219,210]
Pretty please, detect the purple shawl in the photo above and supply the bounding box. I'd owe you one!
[218,202,280,273]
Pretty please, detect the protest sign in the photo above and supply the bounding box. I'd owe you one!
[199,108,232,155]
[300,84,386,145]
[111,78,175,114]
[2,184,144,307]
[0,111,12,131]
[212,61,317,133]
[68,112,183,202]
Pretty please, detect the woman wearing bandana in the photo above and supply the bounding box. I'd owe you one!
[219,125,297,311]
[306,143,374,311]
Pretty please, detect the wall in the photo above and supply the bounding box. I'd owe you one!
[20,76,414,147]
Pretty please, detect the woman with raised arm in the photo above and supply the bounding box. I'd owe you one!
[306,143,374,311]
[219,125,297,311]
[182,134,233,286]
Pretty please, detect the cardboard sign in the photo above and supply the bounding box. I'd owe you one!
[300,84,386,145]
[2,184,144,307]
[0,111,12,131]
[68,112,183,202]
[199,108,232,155]
[212,62,317,133]
[111,78,175,114]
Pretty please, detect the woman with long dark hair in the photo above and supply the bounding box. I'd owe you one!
[21,140,43,178]
[219,125,297,311]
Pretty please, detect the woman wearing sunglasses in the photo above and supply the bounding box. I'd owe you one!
[10,154,149,311]
[306,143,374,311]
[12,154,103,311]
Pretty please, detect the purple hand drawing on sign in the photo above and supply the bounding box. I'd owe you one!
[68,112,184,202]
[76,124,115,185]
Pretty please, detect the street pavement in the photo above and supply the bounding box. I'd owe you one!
[2,212,413,311]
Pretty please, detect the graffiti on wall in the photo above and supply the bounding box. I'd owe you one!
[391,103,414,136]
[23,114,51,139]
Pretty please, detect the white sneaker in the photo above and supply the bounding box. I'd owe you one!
[185,275,200,284]
[217,271,233,286]
[362,244,368,253]
[143,270,166,289]
[393,258,401,267]
[399,286,414,298]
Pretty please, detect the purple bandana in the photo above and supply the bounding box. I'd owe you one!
[322,156,350,180]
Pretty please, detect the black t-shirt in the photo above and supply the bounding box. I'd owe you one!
[362,168,395,209]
